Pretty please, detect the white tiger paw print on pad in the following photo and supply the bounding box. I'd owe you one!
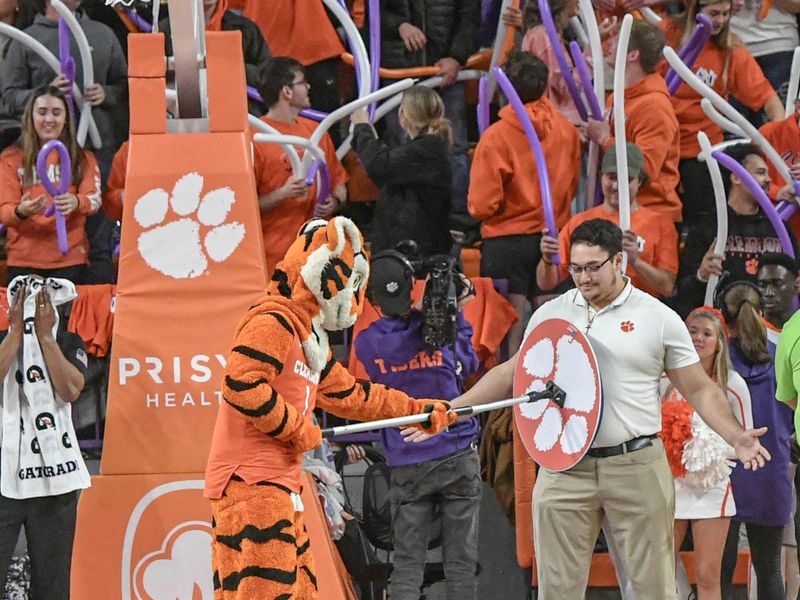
[134,173,245,279]
[520,335,597,454]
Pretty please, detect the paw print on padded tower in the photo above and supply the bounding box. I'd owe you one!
[134,172,245,279]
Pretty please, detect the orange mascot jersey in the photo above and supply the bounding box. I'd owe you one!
[206,216,454,600]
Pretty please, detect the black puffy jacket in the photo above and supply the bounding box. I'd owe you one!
[380,0,480,69]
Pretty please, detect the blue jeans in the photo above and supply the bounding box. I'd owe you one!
[388,447,481,600]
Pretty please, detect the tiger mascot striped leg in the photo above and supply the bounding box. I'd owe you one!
[211,477,318,599]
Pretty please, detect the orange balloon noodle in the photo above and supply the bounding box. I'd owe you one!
[341,47,494,79]
[70,31,354,600]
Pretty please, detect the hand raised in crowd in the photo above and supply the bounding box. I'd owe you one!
[33,289,56,341]
[787,157,800,180]
[585,115,611,146]
[540,228,560,265]
[777,183,799,204]
[622,230,640,266]
[7,282,26,340]
[598,16,618,40]
[17,192,46,218]
[398,22,427,52]
[733,427,771,470]
[502,6,524,29]
[697,239,724,282]
[54,193,80,216]
[84,83,106,107]
[350,108,370,126]
[436,57,461,87]
[50,73,72,94]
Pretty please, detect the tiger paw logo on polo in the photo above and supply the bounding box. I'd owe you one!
[134,172,245,279]
[620,320,635,332]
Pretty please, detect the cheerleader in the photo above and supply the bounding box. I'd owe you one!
[660,306,752,600]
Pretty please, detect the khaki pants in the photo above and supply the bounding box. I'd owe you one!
[532,439,676,600]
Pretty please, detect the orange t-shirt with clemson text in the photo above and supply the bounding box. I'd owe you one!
[557,205,679,296]
[659,20,776,158]
[251,116,348,277]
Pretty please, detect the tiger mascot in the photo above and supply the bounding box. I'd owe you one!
[205,216,455,599]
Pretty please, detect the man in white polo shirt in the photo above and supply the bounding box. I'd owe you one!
[448,219,771,599]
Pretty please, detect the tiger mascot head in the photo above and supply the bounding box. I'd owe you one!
[266,217,369,371]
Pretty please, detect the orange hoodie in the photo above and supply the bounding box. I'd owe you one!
[659,20,775,158]
[603,73,682,222]
[243,0,345,66]
[0,146,101,269]
[468,97,580,239]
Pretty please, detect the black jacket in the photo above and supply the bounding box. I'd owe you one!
[380,0,480,69]
[352,123,452,256]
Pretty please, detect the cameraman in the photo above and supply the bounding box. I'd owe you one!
[353,250,481,600]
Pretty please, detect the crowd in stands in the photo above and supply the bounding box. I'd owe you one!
[2,0,800,597]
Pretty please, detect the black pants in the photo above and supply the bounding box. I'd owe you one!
[721,520,786,599]
[0,490,79,600]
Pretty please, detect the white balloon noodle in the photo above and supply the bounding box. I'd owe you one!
[640,7,663,24]
[52,0,102,148]
[785,47,800,119]
[336,70,484,160]
[321,0,371,100]
[299,78,415,174]
[613,14,633,272]
[697,132,728,306]
[663,45,793,187]
[578,0,605,210]
[246,114,302,177]
[700,98,746,138]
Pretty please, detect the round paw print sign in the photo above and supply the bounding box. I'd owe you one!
[513,318,603,471]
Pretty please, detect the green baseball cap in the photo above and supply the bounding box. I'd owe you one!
[601,142,646,180]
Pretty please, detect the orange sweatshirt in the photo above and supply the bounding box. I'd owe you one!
[468,97,580,239]
[659,20,775,158]
[251,116,348,276]
[243,0,345,66]
[0,146,101,269]
[103,140,128,223]
[603,73,682,222]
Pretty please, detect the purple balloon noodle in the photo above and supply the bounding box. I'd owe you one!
[368,0,381,121]
[299,108,328,122]
[778,201,797,220]
[569,41,602,120]
[114,242,120,257]
[494,66,560,264]
[246,85,263,103]
[312,164,332,216]
[305,159,323,187]
[0,224,5,236]
[477,76,490,135]
[713,150,795,257]
[36,140,72,256]
[593,173,604,207]
[664,14,712,88]
[538,0,588,121]
[123,8,153,33]
[666,15,712,95]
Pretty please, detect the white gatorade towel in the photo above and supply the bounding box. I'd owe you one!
[0,276,90,499]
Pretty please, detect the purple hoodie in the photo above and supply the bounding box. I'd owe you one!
[729,341,794,526]
[354,311,480,467]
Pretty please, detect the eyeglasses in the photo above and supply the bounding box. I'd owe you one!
[289,80,310,88]
[567,255,613,276]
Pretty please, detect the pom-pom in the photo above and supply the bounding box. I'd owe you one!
[660,400,694,478]
[682,411,735,490]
